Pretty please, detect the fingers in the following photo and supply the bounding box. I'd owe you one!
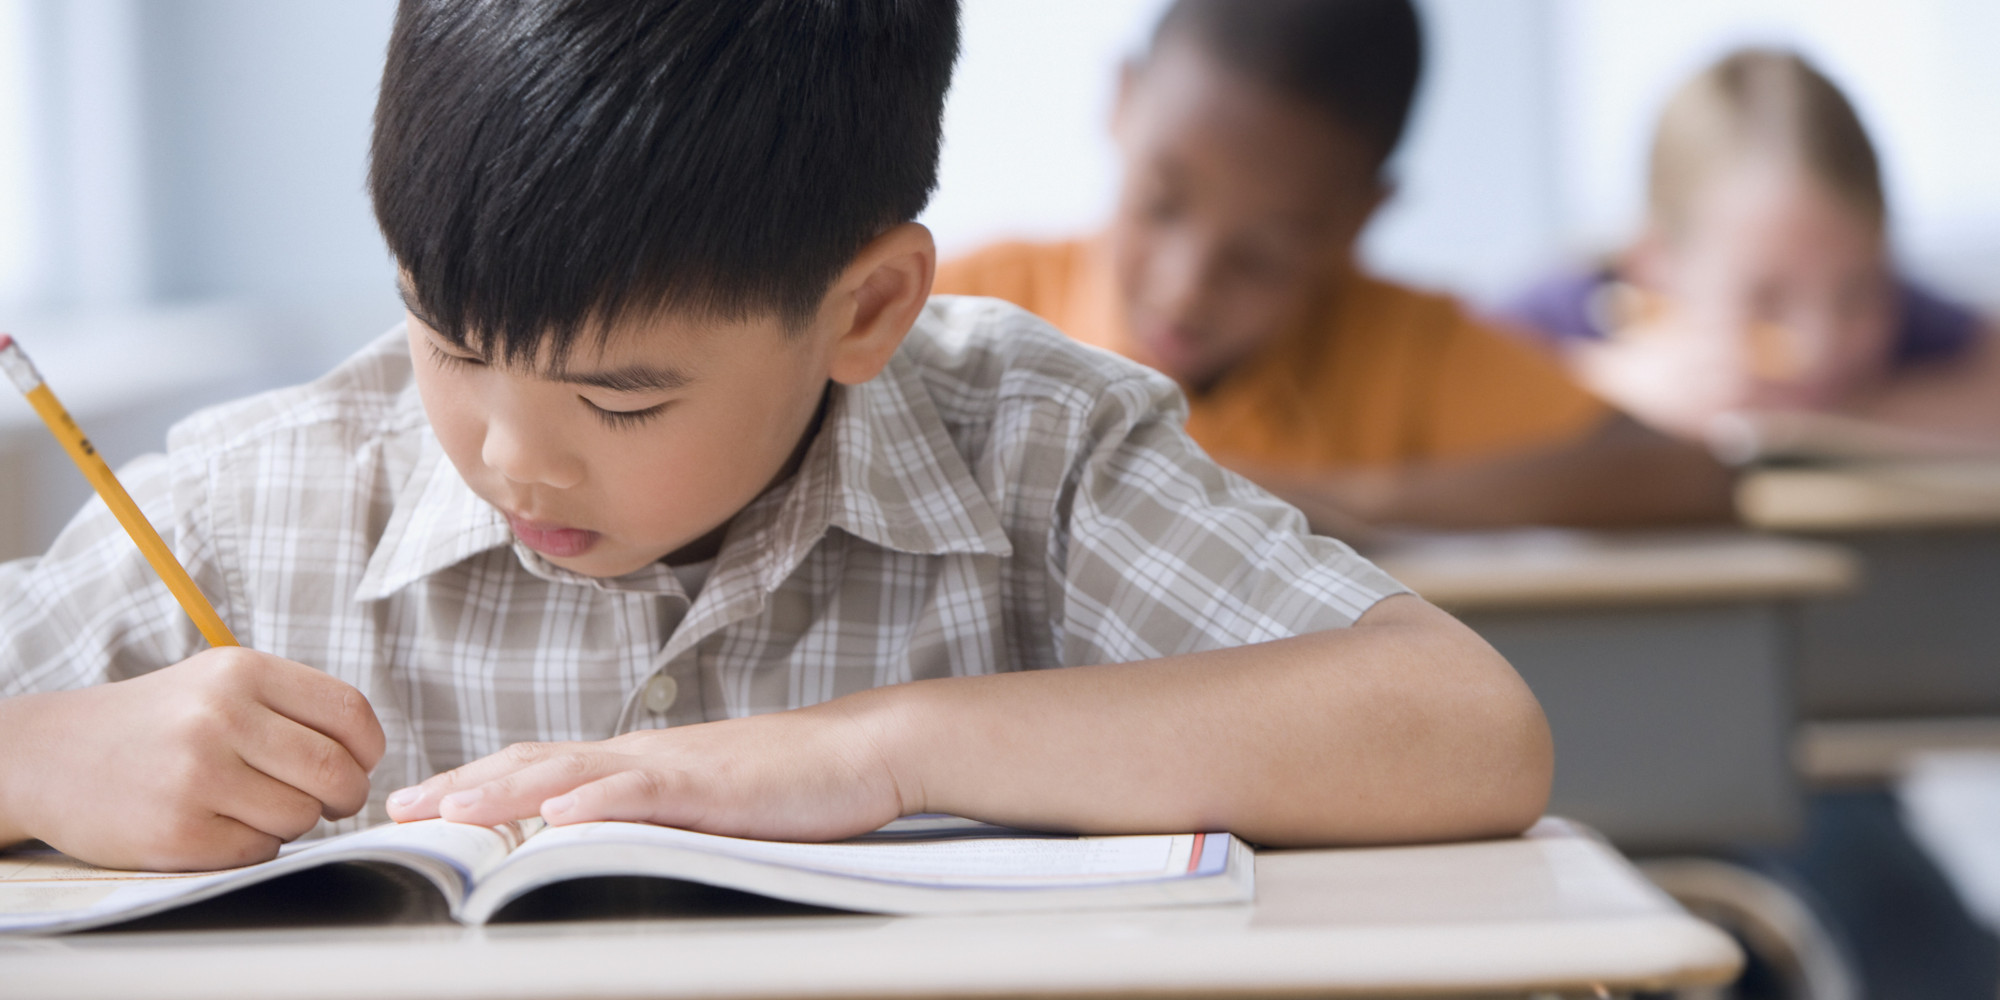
[236,712,375,820]
[207,762,328,845]
[386,741,587,823]
[542,768,701,829]
[127,814,285,874]
[247,656,388,773]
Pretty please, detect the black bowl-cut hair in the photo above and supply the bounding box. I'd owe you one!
[371,0,961,364]
[1151,0,1422,175]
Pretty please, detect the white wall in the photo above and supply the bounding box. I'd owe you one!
[0,0,30,305]
[923,0,1169,257]
[1362,0,1564,302]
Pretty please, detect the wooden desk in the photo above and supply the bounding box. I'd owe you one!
[0,819,1740,999]
[1739,461,2000,533]
[1739,462,2000,778]
[1373,529,1858,852]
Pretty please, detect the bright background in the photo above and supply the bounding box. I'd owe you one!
[1,0,1998,555]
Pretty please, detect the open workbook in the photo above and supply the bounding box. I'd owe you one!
[0,816,1251,934]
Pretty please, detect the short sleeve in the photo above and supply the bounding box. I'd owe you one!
[1049,372,1408,666]
[1421,312,1609,461]
[0,453,216,696]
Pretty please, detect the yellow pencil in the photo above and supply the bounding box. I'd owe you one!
[0,334,238,648]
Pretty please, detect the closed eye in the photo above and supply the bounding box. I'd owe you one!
[428,343,485,370]
[585,398,670,429]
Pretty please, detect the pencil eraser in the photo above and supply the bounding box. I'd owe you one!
[0,334,13,352]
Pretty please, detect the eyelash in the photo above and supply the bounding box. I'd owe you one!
[429,344,668,430]
[428,344,481,371]
[586,402,669,429]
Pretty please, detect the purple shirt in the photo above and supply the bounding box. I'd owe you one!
[1501,268,1982,370]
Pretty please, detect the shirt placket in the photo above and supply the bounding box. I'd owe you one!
[615,590,694,734]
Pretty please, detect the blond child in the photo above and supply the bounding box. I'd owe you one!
[1507,48,2000,460]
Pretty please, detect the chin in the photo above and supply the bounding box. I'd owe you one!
[542,548,649,580]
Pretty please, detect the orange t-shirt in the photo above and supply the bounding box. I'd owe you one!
[934,237,1607,470]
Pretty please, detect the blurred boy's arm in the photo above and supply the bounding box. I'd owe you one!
[1856,323,2000,445]
[1235,414,1738,532]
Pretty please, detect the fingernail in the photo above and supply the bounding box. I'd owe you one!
[387,787,423,809]
[442,788,483,810]
[543,793,577,817]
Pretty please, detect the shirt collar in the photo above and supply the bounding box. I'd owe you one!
[353,318,1012,603]
[743,339,1015,591]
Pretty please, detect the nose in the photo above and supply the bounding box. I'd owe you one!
[480,410,585,490]
[1147,231,1218,328]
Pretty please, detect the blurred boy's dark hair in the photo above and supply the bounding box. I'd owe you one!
[371,0,962,362]
[1152,0,1423,175]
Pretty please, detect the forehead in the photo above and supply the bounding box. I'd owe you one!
[400,276,789,376]
[1686,161,1883,258]
[1122,41,1377,220]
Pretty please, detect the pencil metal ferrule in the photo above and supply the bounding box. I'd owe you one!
[0,336,43,394]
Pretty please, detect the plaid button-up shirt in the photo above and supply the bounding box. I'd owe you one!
[0,297,1404,835]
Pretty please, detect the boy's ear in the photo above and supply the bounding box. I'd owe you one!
[821,222,936,386]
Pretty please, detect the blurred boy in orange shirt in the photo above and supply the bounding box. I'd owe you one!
[937,0,1730,531]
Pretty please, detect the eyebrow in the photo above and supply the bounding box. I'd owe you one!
[551,365,693,393]
[397,278,695,393]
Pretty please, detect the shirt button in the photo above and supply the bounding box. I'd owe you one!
[643,674,679,714]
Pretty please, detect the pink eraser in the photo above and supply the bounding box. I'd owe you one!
[0,334,12,351]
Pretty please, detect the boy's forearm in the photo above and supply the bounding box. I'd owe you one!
[852,594,1551,847]
[0,695,34,847]
[1247,416,1736,531]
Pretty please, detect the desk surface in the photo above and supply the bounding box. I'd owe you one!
[0,819,1739,1000]
[1738,460,2000,531]
[1369,528,1858,612]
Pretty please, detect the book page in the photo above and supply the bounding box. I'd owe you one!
[0,819,526,932]
[0,850,263,927]
[510,821,1201,888]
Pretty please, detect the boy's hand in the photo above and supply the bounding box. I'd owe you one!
[385,698,908,842]
[0,648,386,872]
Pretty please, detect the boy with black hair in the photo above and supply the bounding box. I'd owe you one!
[0,0,1549,873]
[938,0,1733,530]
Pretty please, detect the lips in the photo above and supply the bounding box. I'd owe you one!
[506,513,601,558]
[1133,322,1208,382]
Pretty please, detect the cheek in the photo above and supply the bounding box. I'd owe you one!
[412,369,486,465]
[1107,212,1162,305]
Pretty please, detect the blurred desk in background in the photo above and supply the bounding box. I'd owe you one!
[1374,529,1858,853]
[0,307,272,563]
[1741,462,2000,786]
